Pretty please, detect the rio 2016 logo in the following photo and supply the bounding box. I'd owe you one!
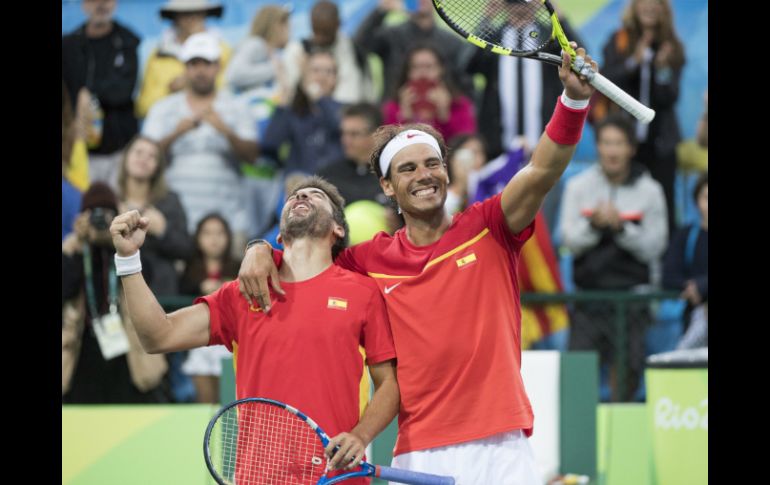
[655,397,708,430]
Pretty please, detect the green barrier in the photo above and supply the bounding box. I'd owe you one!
[63,405,218,485]
[646,367,708,485]
[561,352,598,479]
[596,404,650,485]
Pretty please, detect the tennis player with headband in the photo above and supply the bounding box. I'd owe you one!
[110,176,400,483]
[238,44,597,483]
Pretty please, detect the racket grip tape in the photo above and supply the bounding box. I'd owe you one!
[589,72,656,123]
[375,465,455,484]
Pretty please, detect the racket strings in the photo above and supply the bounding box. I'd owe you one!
[436,0,553,53]
[211,402,327,484]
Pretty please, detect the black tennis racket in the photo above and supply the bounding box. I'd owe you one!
[433,0,656,123]
[204,397,455,485]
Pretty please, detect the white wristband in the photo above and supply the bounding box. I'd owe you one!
[115,250,142,276]
[561,90,590,110]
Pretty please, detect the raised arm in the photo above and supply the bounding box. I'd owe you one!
[111,210,211,354]
[500,45,596,234]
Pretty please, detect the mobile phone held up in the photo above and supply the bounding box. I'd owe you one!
[409,78,438,117]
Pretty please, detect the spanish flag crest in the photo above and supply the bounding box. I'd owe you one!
[327,297,348,310]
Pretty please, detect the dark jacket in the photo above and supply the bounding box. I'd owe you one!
[662,225,708,301]
[318,158,388,205]
[138,192,194,296]
[600,29,683,161]
[62,21,140,154]
[465,19,584,158]
[261,97,343,174]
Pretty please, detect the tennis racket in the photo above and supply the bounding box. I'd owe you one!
[433,0,656,123]
[204,397,455,485]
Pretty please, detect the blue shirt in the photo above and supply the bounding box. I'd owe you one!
[62,178,82,240]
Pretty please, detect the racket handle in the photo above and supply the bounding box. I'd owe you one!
[376,465,455,485]
[588,71,656,124]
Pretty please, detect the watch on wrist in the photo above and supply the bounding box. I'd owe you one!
[245,239,273,251]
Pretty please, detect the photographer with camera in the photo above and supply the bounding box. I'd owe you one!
[62,182,168,403]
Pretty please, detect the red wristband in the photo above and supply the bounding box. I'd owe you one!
[545,96,589,145]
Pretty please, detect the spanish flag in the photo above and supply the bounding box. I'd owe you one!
[518,211,569,349]
[327,297,348,310]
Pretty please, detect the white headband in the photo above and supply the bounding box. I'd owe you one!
[379,130,443,177]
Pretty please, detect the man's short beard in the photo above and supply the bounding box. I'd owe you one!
[190,81,215,96]
[280,207,334,245]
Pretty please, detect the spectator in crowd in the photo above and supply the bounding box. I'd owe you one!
[261,50,344,175]
[116,136,193,296]
[283,1,375,104]
[465,1,584,158]
[443,134,488,217]
[180,213,241,297]
[225,4,291,102]
[142,32,258,249]
[355,0,473,102]
[672,89,707,226]
[63,78,92,192]
[225,5,293,251]
[318,103,387,206]
[63,80,83,240]
[62,0,140,187]
[559,114,667,401]
[136,0,232,119]
[179,213,240,403]
[663,172,707,349]
[383,43,476,143]
[596,0,686,235]
[695,90,707,150]
[62,183,168,403]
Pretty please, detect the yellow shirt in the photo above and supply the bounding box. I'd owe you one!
[136,41,232,119]
[65,139,90,191]
[676,139,708,173]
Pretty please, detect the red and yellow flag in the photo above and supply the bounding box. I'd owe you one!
[518,211,569,349]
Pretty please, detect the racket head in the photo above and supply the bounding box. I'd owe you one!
[433,0,555,56]
[204,397,330,485]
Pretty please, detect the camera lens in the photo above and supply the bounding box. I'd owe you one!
[90,208,109,231]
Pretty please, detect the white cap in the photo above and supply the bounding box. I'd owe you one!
[179,32,221,63]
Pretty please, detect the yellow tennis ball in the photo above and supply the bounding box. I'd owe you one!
[345,200,388,245]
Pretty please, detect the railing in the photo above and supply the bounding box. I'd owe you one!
[523,290,681,401]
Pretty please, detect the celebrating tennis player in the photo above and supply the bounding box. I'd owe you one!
[111,176,399,484]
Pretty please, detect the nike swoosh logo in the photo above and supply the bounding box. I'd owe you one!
[384,283,402,294]
[406,133,419,139]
